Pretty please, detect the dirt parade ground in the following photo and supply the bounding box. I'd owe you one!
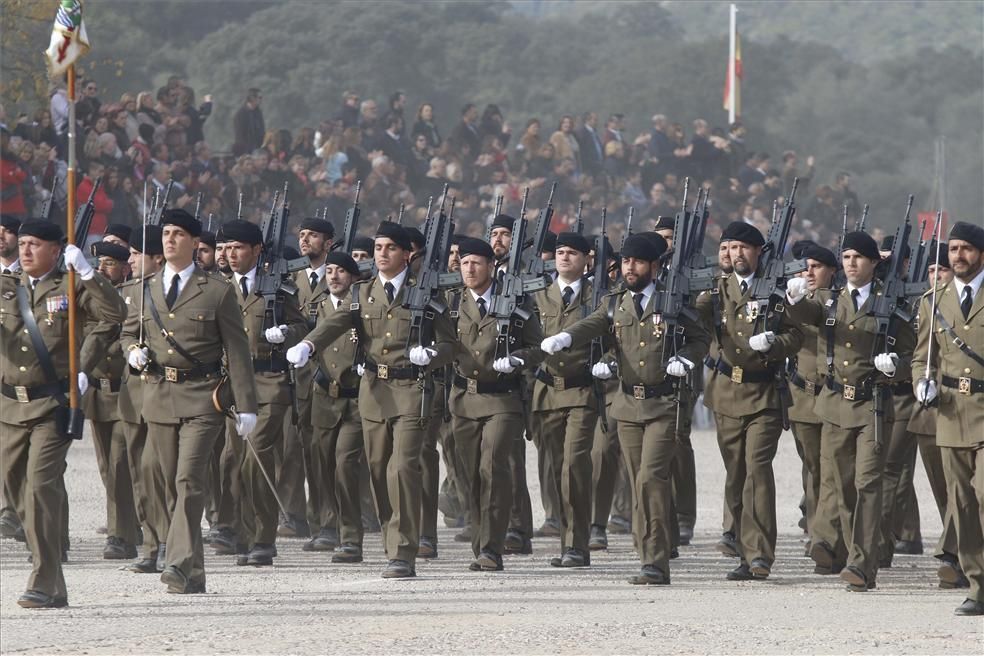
[1,427,981,655]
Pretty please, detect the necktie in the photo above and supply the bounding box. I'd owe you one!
[739,280,748,295]
[633,292,645,318]
[240,276,249,299]
[562,286,574,308]
[2,268,9,275]
[166,274,180,309]
[477,297,487,318]
[309,271,319,291]
[384,281,395,304]
[851,289,860,312]
[336,298,343,310]
[961,286,973,319]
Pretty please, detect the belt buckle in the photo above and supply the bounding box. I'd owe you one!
[958,377,972,395]
[377,364,389,380]
[164,366,178,382]
[14,385,29,403]
[99,378,112,392]
[553,377,566,392]
[804,380,816,395]
[467,378,478,394]
[633,385,646,400]
[731,366,744,384]
[843,384,856,401]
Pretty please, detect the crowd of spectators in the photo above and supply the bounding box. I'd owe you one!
[1,76,867,251]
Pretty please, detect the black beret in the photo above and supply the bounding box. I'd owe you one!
[949,221,984,251]
[721,221,765,247]
[18,220,63,242]
[161,208,202,237]
[198,230,216,249]
[556,232,591,254]
[0,215,21,233]
[541,231,557,253]
[325,251,360,276]
[791,239,818,260]
[930,242,950,269]
[841,231,880,260]
[451,233,466,246]
[283,246,301,260]
[298,217,335,238]
[880,235,911,259]
[351,236,374,253]
[221,219,263,245]
[92,240,130,262]
[653,216,676,231]
[490,214,515,232]
[801,243,837,268]
[457,237,495,260]
[375,221,412,251]
[130,225,163,255]
[404,226,425,250]
[640,232,670,257]
[621,232,666,261]
[214,224,228,243]
[104,223,132,244]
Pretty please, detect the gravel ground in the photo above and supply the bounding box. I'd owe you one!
[1,427,981,655]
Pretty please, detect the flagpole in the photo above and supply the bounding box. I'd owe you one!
[66,65,79,410]
[728,3,737,125]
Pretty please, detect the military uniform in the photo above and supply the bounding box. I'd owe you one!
[1,268,127,604]
[121,266,258,590]
[907,403,959,564]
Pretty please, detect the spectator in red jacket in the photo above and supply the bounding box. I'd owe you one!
[77,160,114,238]
[1,127,28,219]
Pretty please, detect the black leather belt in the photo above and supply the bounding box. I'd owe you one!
[86,375,122,393]
[252,357,288,374]
[620,380,675,399]
[713,358,775,384]
[535,369,593,392]
[942,375,984,395]
[454,374,519,395]
[145,361,222,382]
[313,367,359,398]
[363,359,416,380]
[1,379,69,403]
[826,379,911,401]
[789,371,823,396]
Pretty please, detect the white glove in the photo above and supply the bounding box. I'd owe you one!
[749,331,776,352]
[77,372,89,396]
[541,332,572,355]
[666,356,694,378]
[915,378,938,404]
[63,244,94,280]
[356,363,365,377]
[874,352,898,377]
[409,345,436,366]
[591,362,613,380]
[234,412,257,438]
[286,341,312,367]
[127,346,149,369]
[786,277,809,304]
[493,356,524,374]
[264,324,288,344]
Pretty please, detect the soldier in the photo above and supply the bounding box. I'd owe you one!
[1,219,127,608]
[118,225,169,574]
[0,214,22,540]
[306,251,366,561]
[785,230,916,592]
[451,237,544,571]
[543,232,709,584]
[103,223,132,250]
[122,209,258,593]
[214,228,232,276]
[287,221,455,578]
[531,231,601,566]
[196,230,217,273]
[350,236,374,264]
[221,219,306,566]
[912,221,984,616]
[82,239,140,559]
[696,221,803,581]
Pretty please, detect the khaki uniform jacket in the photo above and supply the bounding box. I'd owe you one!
[788,303,823,425]
[912,281,984,447]
[450,291,545,419]
[565,286,710,423]
[120,268,258,423]
[79,282,127,423]
[294,268,331,402]
[696,273,803,419]
[303,272,455,422]
[310,293,362,429]
[234,276,306,406]
[0,269,127,424]
[115,278,146,424]
[531,278,604,412]
[785,281,916,429]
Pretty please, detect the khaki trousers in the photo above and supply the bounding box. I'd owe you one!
[122,418,167,559]
[240,402,289,546]
[791,420,823,537]
[941,446,984,603]
[276,398,314,526]
[311,407,365,546]
[671,394,697,530]
[917,434,959,557]
[91,419,140,544]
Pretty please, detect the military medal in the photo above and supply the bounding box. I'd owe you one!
[745,301,759,323]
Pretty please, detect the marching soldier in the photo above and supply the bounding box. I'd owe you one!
[122,209,258,593]
[0,215,23,540]
[1,220,127,608]
[542,233,709,584]
[912,221,984,616]
[287,221,455,578]
[196,230,218,273]
[81,239,141,559]
[785,230,915,592]
[696,221,803,580]
[452,237,544,571]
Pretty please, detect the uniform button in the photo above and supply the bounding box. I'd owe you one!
[332,347,339,353]
[845,342,852,348]
[364,314,370,319]
[964,325,970,331]
[20,346,27,352]
[639,361,645,366]
[475,350,481,356]
[168,349,174,355]
[473,370,479,376]
[330,362,336,368]
[843,360,849,366]
[736,331,743,337]
[23,329,28,334]
[478,331,482,336]
[245,327,249,333]
[168,313,175,319]
[848,325,854,331]
[615,322,621,327]
[140,374,147,381]
[735,348,742,354]
[843,377,849,383]
[382,349,389,355]
[965,367,972,374]
[639,341,646,347]
[387,314,393,320]
[737,314,743,320]
[168,331,174,336]
[19,365,26,371]
[197,315,203,320]
[385,332,391,337]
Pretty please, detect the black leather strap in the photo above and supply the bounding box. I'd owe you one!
[824,289,841,377]
[16,284,69,407]
[252,356,287,374]
[620,380,675,398]
[453,374,519,395]
[2,379,69,401]
[714,357,776,384]
[85,375,122,393]
[313,367,359,397]
[534,368,593,391]
[935,309,984,368]
[145,360,222,382]
[363,358,416,380]
[789,369,823,396]
[941,375,984,393]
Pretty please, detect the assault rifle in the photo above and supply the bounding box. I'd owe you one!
[147,180,174,226]
[488,188,533,360]
[589,206,611,432]
[39,176,59,220]
[60,176,102,271]
[523,182,557,279]
[334,180,362,254]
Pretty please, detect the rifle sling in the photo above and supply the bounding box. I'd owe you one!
[15,284,69,407]
[144,283,207,368]
[824,290,841,377]
[348,280,370,369]
[935,308,984,368]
